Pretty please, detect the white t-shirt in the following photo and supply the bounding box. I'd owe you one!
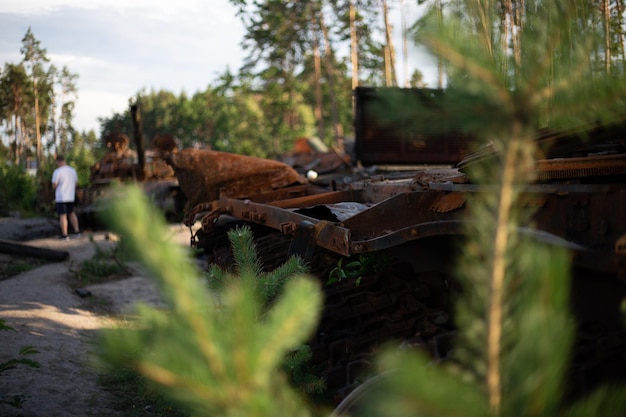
[52,165,78,203]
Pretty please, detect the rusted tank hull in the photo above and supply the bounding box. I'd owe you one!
[171,95,626,407]
[169,148,304,209]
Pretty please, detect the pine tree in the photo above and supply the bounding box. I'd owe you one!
[359,1,626,416]
[98,186,325,417]
[206,225,326,395]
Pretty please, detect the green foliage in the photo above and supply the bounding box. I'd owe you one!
[206,225,325,395]
[33,156,57,214]
[2,29,81,172]
[327,253,389,285]
[0,163,37,216]
[361,2,626,417]
[76,250,129,284]
[281,345,326,396]
[97,366,192,417]
[74,237,134,283]
[65,132,98,186]
[0,259,42,279]
[207,225,310,302]
[98,185,324,417]
[21,27,54,165]
[363,239,581,417]
[1,318,41,409]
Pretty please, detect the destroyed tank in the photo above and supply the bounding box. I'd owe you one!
[170,87,626,408]
[77,104,187,226]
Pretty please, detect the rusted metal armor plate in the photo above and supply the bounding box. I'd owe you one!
[170,148,304,208]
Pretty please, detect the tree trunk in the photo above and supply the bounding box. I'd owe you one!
[319,10,343,144]
[350,0,359,90]
[33,77,42,168]
[401,0,409,87]
[19,119,28,166]
[131,104,146,179]
[604,0,611,75]
[512,0,523,69]
[0,239,69,262]
[384,46,392,86]
[382,0,398,87]
[11,114,19,164]
[618,0,626,75]
[500,0,509,79]
[54,73,63,153]
[311,13,325,141]
[436,0,444,88]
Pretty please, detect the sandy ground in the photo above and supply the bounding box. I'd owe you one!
[0,220,198,417]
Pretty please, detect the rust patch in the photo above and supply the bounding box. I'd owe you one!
[430,192,466,213]
[170,148,304,208]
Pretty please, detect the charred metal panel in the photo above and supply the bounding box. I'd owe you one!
[340,191,461,240]
[190,197,353,256]
[354,87,473,165]
[169,148,304,208]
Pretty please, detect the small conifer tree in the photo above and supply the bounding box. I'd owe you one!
[358,1,626,417]
[98,186,325,417]
[206,225,326,395]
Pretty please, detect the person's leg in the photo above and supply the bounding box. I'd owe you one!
[56,203,69,237]
[69,212,80,234]
[66,203,80,234]
[59,214,69,237]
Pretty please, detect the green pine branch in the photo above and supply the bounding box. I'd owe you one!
[207,225,309,303]
[99,185,325,417]
[367,2,626,417]
[204,225,324,396]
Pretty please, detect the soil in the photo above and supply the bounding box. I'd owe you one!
[0,217,199,417]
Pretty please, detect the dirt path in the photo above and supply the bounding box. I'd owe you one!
[0,225,194,417]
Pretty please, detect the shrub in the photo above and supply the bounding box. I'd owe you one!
[0,164,37,217]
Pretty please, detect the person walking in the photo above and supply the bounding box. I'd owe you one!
[52,155,81,240]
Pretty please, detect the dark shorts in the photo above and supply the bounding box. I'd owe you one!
[56,202,75,215]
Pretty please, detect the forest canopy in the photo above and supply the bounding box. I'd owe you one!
[1,0,625,168]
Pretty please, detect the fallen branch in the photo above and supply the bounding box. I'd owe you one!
[0,239,69,262]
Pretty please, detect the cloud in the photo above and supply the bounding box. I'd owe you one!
[0,0,437,133]
[74,89,130,134]
[1,0,229,18]
[0,0,246,132]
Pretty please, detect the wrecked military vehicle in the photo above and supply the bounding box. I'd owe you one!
[169,87,626,408]
[77,109,187,226]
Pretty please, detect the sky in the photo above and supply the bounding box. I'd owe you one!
[0,0,437,134]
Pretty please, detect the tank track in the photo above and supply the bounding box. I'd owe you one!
[205,226,457,405]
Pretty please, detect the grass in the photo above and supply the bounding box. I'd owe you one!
[0,257,47,281]
[73,237,134,284]
[77,257,129,284]
[96,365,191,417]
